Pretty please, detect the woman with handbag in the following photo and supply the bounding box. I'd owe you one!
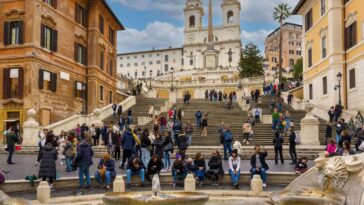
[140,129,152,167]
[162,132,174,172]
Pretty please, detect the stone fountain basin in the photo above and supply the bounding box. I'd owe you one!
[103,192,209,205]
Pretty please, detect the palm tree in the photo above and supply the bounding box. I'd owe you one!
[273,3,291,84]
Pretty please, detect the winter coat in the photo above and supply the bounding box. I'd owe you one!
[75,141,94,167]
[147,159,163,174]
[63,141,75,157]
[6,132,18,147]
[127,156,144,172]
[39,144,57,178]
[121,130,136,151]
[194,159,206,170]
[97,159,116,178]
[273,136,284,148]
[207,156,224,176]
[153,138,164,157]
[250,152,269,171]
[178,134,188,150]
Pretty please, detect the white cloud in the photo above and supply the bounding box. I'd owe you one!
[241,29,271,46]
[117,21,184,53]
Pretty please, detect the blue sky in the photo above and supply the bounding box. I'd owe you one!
[106,0,301,54]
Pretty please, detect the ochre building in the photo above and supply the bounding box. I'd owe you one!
[0,0,125,141]
[293,0,364,112]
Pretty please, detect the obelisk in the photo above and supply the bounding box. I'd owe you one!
[204,0,218,68]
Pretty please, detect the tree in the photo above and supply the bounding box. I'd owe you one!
[293,58,303,80]
[239,43,264,78]
[273,3,291,84]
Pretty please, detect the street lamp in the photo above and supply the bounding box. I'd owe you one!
[170,67,175,91]
[144,66,147,82]
[149,70,153,89]
[335,72,343,107]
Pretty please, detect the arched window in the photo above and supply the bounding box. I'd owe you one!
[189,16,195,28]
[227,11,234,23]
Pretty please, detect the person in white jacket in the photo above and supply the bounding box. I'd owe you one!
[228,149,241,189]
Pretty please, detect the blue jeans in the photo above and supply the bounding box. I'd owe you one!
[187,133,192,146]
[95,170,111,185]
[141,148,150,167]
[229,169,241,184]
[163,151,171,169]
[251,168,267,183]
[196,170,205,181]
[278,103,282,112]
[78,165,91,187]
[196,118,201,127]
[285,119,291,130]
[272,119,278,130]
[336,134,341,146]
[172,171,187,183]
[126,169,145,184]
[223,142,232,160]
[65,156,73,171]
[128,116,132,123]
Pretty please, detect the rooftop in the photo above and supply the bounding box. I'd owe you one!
[117,47,183,56]
[102,0,125,30]
[266,22,302,38]
[292,0,306,15]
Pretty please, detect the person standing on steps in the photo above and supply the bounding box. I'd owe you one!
[250,145,269,188]
[117,105,123,118]
[75,138,94,190]
[185,121,194,146]
[218,122,225,145]
[173,120,182,147]
[273,131,284,165]
[112,103,117,116]
[195,110,203,128]
[288,128,297,165]
[177,108,184,122]
[243,119,252,145]
[127,108,133,124]
[201,114,208,137]
[38,134,58,191]
[272,108,279,132]
[222,125,233,160]
[287,93,293,107]
[119,128,136,169]
[205,90,209,101]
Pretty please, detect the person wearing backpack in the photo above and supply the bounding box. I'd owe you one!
[288,128,297,165]
[273,131,284,165]
[195,110,203,128]
[222,126,233,160]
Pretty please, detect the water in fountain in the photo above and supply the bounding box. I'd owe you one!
[152,174,161,198]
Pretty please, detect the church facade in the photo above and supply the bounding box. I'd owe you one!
[117,0,242,79]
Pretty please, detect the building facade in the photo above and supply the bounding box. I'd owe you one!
[117,0,242,79]
[0,0,124,138]
[264,22,302,79]
[293,0,364,112]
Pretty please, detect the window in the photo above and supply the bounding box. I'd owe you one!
[75,3,87,27]
[305,9,313,32]
[156,53,160,57]
[109,91,113,104]
[322,36,327,58]
[296,51,302,55]
[289,50,294,55]
[164,55,169,62]
[181,58,184,65]
[289,59,295,66]
[74,43,87,65]
[164,64,168,72]
[321,0,326,16]
[134,63,138,66]
[41,24,57,52]
[272,57,277,63]
[120,64,123,68]
[349,68,356,89]
[75,81,86,99]
[39,69,57,92]
[309,84,313,100]
[345,22,357,50]
[308,48,313,67]
[189,16,195,28]
[149,54,152,57]
[134,71,137,78]
[142,55,144,58]
[173,59,176,63]
[149,61,153,65]
[109,27,115,45]
[3,21,24,45]
[99,85,104,101]
[142,71,145,76]
[190,59,193,66]
[289,41,294,46]
[227,11,234,23]
[99,15,104,34]
[2,68,24,99]
[126,56,130,59]
[43,0,57,8]
[127,63,130,67]
[141,62,145,66]
[156,60,160,64]
[100,50,104,70]
[289,32,293,39]
[109,58,113,76]
[134,56,137,59]
[296,42,301,47]
[322,76,327,95]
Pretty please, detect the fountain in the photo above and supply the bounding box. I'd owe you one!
[102,174,209,205]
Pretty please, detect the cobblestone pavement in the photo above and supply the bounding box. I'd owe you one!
[0,154,313,180]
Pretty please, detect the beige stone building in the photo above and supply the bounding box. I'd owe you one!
[0,0,125,141]
[264,23,302,79]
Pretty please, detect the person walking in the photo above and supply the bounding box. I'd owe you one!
[117,105,123,118]
[335,121,343,146]
[272,108,279,131]
[112,103,117,116]
[75,139,94,190]
[185,121,193,146]
[38,135,58,191]
[250,145,269,188]
[195,110,203,128]
[120,128,136,169]
[222,126,233,160]
[178,132,188,160]
[127,108,133,124]
[273,131,284,164]
[287,93,293,106]
[113,131,122,160]
[177,109,184,122]
[94,125,101,146]
[288,128,297,165]
[201,114,208,137]
[5,128,18,165]
[228,149,241,189]
[243,120,252,145]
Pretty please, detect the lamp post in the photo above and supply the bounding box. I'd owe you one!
[170,67,175,91]
[144,66,147,83]
[149,70,153,89]
[335,72,343,107]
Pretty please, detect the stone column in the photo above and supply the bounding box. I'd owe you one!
[184,174,196,192]
[250,175,263,196]
[169,90,177,104]
[22,109,40,146]
[37,181,50,203]
[113,176,125,193]
[300,102,320,145]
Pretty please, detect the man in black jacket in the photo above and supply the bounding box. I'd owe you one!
[126,156,145,188]
[250,145,269,188]
[288,128,297,164]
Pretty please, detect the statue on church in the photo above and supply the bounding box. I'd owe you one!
[228,48,233,63]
